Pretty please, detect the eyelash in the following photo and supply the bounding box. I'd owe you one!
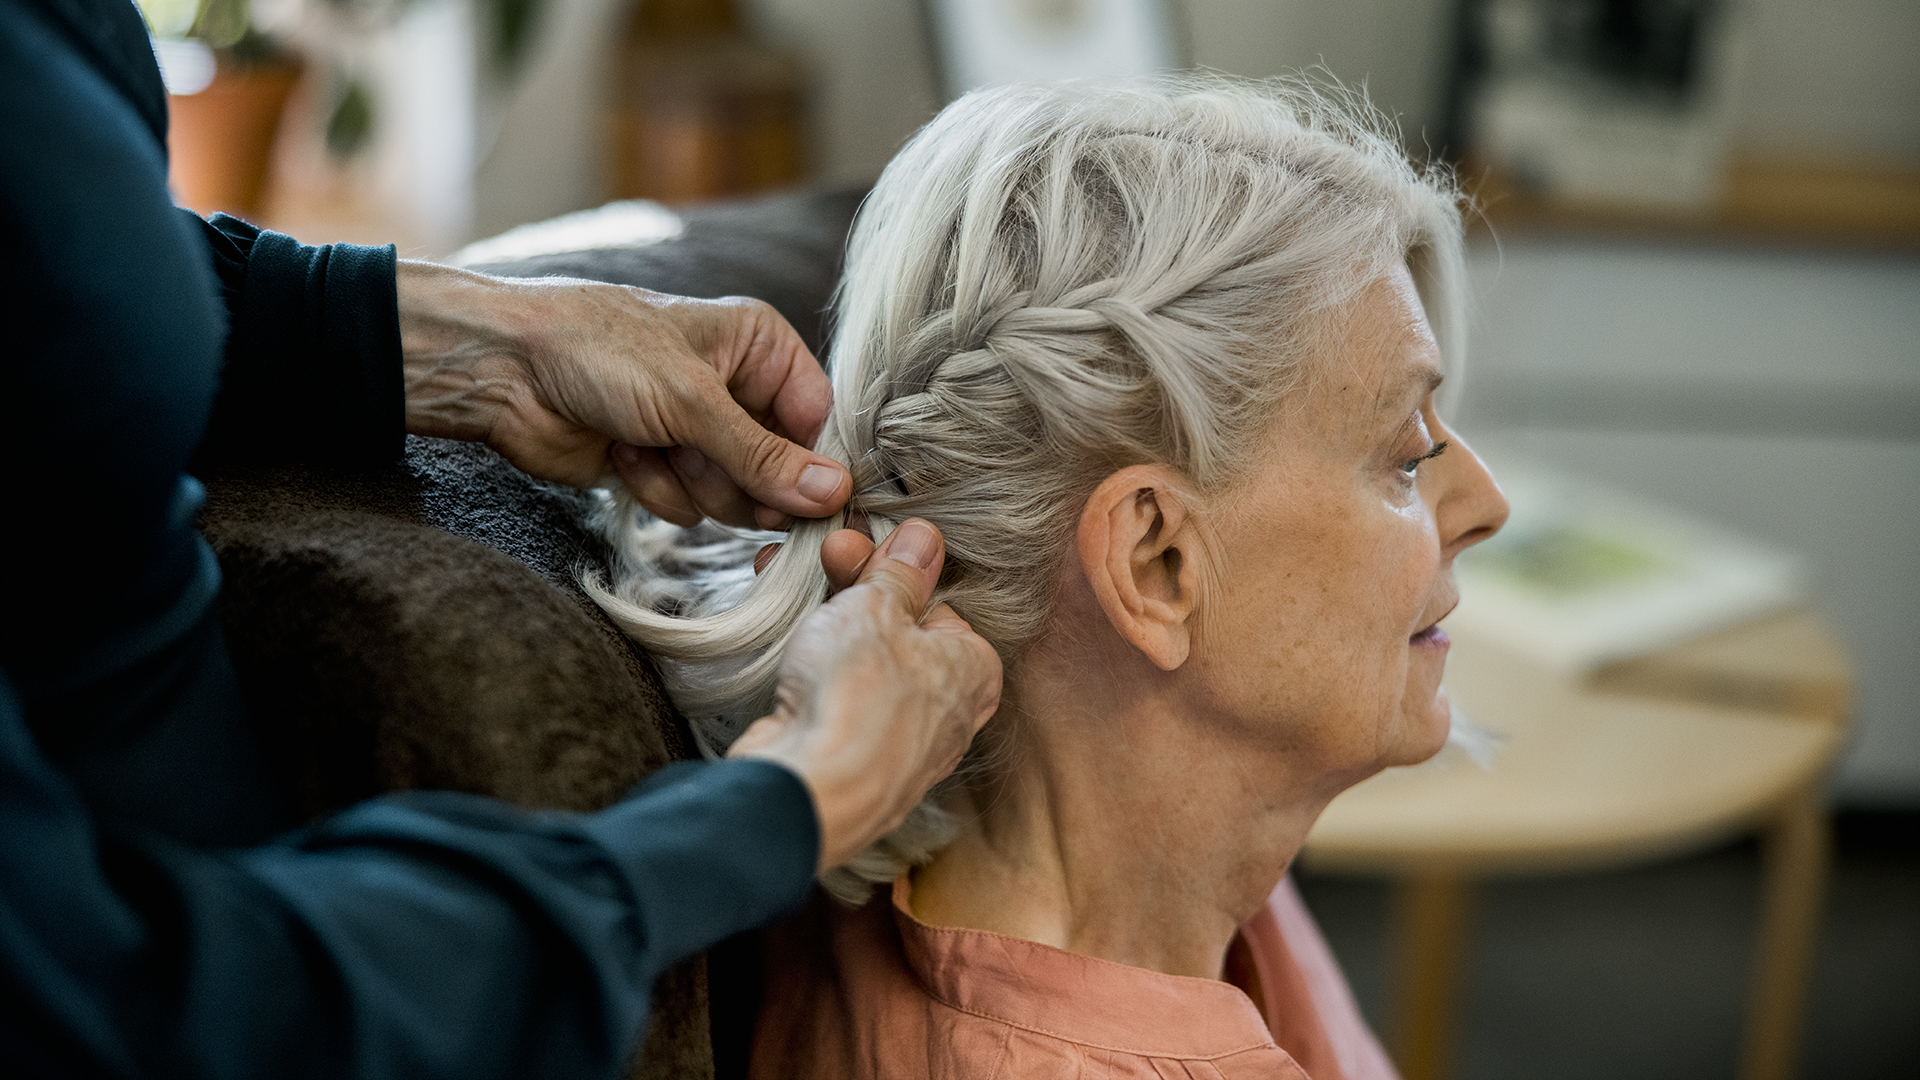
[1400,440,1449,476]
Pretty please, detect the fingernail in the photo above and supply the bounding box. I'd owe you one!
[798,463,843,503]
[675,447,709,479]
[754,542,781,574]
[611,443,642,467]
[888,520,936,570]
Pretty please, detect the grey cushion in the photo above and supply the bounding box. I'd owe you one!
[466,187,866,357]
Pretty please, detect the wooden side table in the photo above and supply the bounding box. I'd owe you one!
[1301,609,1853,1080]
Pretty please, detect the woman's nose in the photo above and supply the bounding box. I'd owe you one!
[1432,428,1508,557]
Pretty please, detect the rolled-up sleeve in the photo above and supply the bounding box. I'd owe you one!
[190,212,404,468]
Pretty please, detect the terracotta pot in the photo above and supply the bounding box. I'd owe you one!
[167,55,302,217]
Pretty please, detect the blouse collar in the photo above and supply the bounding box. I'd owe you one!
[888,876,1280,1059]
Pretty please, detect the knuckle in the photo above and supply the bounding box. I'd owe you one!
[739,426,791,482]
[847,570,913,613]
[719,294,776,323]
[685,369,735,413]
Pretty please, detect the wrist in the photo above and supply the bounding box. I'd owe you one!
[729,739,882,874]
[397,260,535,442]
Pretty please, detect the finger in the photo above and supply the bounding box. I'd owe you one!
[928,628,1005,738]
[820,529,876,594]
[957,636,1005,733]
[611,444,701,527]
[845,518,943,619]
[671,298,846,515]
[754,542,780,575]
[677,377,851,520]
[753,504,793,531]
[700,297,835,448]
[668,446,759,528]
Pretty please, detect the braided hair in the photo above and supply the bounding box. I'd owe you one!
[587,74,1465,900]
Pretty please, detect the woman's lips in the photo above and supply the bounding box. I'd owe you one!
[1411,597,1458,649]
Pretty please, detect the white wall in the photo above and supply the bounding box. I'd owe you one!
[748,0,1461,184]
[751,0,944,187]
[470,0,626,238]
[476,0,1920,229]
[1456,240,1920,803]
[1734,0,1920,162]
[1186,0,1453,144]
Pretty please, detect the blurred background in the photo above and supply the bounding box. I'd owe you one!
[150,1,1915,1077]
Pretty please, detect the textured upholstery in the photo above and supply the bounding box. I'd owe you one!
[195,187,865,1079]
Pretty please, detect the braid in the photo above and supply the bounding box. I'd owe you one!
[589,73,1465,901]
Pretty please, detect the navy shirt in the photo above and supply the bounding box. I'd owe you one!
[0,0,817,1075]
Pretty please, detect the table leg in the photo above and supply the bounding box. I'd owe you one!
[1740,785,1831,1080]
[1390,871,1473,1080]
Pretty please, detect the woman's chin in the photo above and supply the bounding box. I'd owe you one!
[1387,686,1454,768]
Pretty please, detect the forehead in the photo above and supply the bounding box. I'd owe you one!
[1302,265,1443,424]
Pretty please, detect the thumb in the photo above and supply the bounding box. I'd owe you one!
[682,384,851,519]
[845,519,944,620]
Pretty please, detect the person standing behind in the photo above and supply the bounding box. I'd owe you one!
[0,0,1003,1075]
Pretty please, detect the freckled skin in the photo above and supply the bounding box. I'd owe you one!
[1197,264,1498,795]
[912,264,1510,982]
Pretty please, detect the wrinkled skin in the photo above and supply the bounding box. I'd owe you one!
[912,264,1510,981]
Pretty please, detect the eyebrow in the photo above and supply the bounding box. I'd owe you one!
[1374,364,1445,417]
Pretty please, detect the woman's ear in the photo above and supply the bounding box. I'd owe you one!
[1077,465,1200,671]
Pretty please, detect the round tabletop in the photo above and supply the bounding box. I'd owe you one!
[1300,609,1852,877]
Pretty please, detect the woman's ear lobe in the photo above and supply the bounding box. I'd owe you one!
[1078,467,1198,671]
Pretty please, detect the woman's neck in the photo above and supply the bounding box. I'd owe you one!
[908,641,1345,980]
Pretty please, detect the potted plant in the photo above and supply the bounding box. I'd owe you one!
[143,0,304,216]
[145,0,546,220]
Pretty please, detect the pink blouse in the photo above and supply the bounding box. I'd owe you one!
[751,874,1400,1080]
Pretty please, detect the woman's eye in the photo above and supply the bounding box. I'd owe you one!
[1400,440,1449,476]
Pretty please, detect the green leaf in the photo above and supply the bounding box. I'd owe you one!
[190,0,251,50]
[326,78,376,159]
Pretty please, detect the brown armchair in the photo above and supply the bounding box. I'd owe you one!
[195,188,864,1079]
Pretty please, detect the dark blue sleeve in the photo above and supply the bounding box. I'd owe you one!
[2,5,822,1077]
[0,668,819,1079]
[0,0,395,833]
[189,212,405,468]
[3,0,230,712]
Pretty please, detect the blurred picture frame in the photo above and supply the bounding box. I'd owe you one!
[921,0,1190,102]
[1438,0,1748,209]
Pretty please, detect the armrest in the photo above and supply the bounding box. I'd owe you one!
[198,436,690,821]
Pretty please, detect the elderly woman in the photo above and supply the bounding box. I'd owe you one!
[593,76,1509,1079]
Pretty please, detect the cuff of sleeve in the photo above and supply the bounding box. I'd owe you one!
[585,759,819,968]
[217,230,403,465]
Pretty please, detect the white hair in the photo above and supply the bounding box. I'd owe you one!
[587,74,1465,901]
